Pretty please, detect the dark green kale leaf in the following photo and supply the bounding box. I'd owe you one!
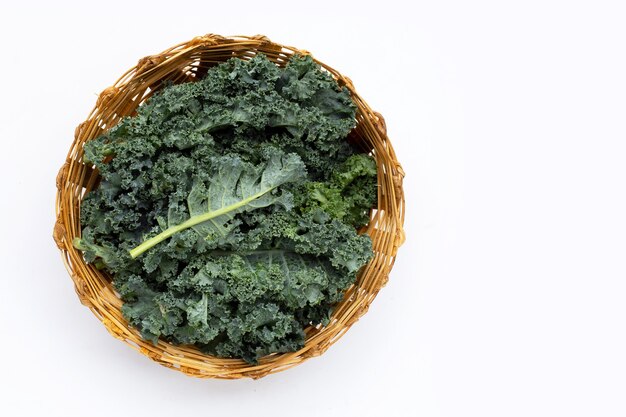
[75,53,377,363]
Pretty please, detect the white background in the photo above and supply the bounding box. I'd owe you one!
[1,1,625,416]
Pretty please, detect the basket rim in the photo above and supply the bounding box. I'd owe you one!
[53,33,405,380]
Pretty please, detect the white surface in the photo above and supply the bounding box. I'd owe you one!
[1,1,625,416]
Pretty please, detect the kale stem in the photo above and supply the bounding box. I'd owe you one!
[129,189,270,259]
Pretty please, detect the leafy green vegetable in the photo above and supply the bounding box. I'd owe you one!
[129,152,305,258]
[296,154,378,227]
[75,53,378,363]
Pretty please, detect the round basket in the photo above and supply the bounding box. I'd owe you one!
[53,34,405,379]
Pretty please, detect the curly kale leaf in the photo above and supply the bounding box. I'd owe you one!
[240,210,373,275]
[295,154,378,227]
[119,248,357,363]
[129,151,305,258]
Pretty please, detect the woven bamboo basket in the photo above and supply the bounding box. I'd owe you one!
[53,34,405,379]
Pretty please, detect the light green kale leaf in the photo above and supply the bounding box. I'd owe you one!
[129,152,305,258]
[295,153,378,227]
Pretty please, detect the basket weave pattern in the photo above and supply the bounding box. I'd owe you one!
[53,34,405,379]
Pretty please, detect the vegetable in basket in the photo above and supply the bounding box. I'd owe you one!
[74,53,377,364]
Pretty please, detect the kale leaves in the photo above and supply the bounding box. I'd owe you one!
[129,152,305,258]
[75,54,377,363]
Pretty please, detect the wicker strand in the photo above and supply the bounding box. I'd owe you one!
[54,34,405,379]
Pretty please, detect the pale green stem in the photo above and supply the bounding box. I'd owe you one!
[129,188,270,259]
